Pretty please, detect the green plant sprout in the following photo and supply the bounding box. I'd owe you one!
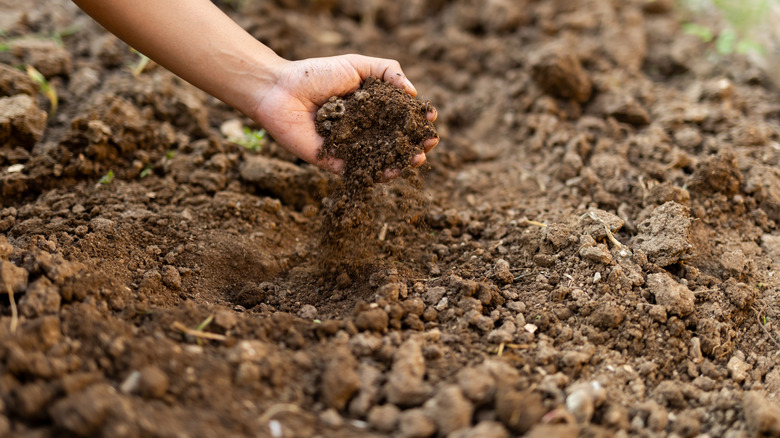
[680,0,770,55]
[232,127,267,153]
[139,165,153,178]
[130,48,151,77]
[99,170,115,185]
[26,65,58,116]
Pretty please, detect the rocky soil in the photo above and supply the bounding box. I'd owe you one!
[1,0,780,437]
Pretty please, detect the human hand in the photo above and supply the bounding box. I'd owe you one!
[251,54,439,175]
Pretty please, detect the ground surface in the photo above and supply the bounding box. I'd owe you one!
[1,0,780,437]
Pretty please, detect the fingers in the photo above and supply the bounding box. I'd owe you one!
[423,137,438,153]
[426,106,438,122]
[345,54,418,97]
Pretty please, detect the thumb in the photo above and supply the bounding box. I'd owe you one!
[344,54,418,97]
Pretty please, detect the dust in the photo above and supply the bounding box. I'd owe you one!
[315,77,437,275]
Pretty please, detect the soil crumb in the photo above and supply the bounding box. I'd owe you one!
[314,77,437,273]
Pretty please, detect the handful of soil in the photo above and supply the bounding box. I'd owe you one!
[316,76,437,187]
[315,77,437,274]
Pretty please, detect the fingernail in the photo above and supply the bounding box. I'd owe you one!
[403,77,418,96]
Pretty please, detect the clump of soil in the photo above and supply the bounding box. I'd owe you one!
[315,77,437,271]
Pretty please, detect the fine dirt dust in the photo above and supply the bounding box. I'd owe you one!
[2,0,780,437]
[316,76,436,276]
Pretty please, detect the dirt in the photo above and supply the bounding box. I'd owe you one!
[1,0,780,437]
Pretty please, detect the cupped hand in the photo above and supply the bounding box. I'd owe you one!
[251,54,438,176]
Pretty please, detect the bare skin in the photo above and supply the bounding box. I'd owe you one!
[72,0,438,175]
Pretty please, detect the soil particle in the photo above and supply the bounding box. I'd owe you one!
[745,165,780,221]
[0,94,47,148]
[367,404,401,433]
[354,307,390,332]
[423,384,474,436]
[495,390,546,434]
[726,352,752,383]
[0,63,36,97]
[321,346,361,411]
[348,363,382,417]
[645,272,695,317]
[530,44,592,103]
[690,151,742,195]
[239,154,327,209]
[10,38,73,77]
[48,383,118,436]
[138,365,169,399]
[385,337,431,407]
[18,277,60,318]
[633,202,693,267]
[160,265,181,290]
[449,421,510,438]
[397,408,437,438]
[743,391,780,437]
[0,258,28,294]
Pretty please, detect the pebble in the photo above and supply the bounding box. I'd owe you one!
[318,408,344,428]
[214,308,238,330]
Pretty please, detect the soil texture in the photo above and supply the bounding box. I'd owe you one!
[1,0,780,437]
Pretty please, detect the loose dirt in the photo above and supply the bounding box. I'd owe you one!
[1,0,780,437]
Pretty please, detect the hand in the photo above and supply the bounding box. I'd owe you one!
[251,54,439,175]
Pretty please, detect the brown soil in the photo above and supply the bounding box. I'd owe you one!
[2,0,780,437]
[316,76,436,275]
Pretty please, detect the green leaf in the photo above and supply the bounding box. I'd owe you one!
[99,170,115,185]
[682,23,714,42]
[715,29,737,55]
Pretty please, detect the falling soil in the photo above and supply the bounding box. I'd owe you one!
[315,77,437,274]
[2,0,780,437]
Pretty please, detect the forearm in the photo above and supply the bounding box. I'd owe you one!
[72,0,285,117]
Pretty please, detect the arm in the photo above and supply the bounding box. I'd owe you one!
[72,0,437,174]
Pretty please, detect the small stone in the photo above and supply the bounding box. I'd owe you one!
[423,286,446,305]
[138,365,169,399]
[368,404,401,433]
[235,362,261,385]
[398,408,436,438]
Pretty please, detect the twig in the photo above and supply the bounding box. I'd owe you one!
[171,320,226,342]
[585,211,624,248]
[8,287,18,334]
